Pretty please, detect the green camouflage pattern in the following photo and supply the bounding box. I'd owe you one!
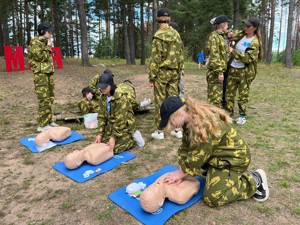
[97,82,136,153]
[206,31,230,107]
[89,74,101,97]
[178,122,256,207]
[153,69,180,128]
[78,98,100,115]
[33,72,54,126]
[149,26,184,128]
[225,32,259,116]
[28,36,54,74]
[149,26,184,82]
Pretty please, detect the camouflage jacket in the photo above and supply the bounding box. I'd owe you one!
[206,31,229,74]
[97,83,136,138]
[28,36,54,74]
[149,26,184,82]
[231,30,260,82]
[178,122,251,176]
[89,74,101,97]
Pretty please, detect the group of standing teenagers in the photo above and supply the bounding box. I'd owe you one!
[206,15,262,126]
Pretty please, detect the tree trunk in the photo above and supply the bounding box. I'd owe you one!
[25,0,31,46]
[68,0,74,57]
[261,0,267,62]
[266,0,276,65]
[140,0,145,65]
[52,0,61,48]
[106,0,110,41]
[76,0,91,66]
[63,1,69,57]
[233,0,241,29]
[128,4,136,65]
[277,1,283,60]
[122,5,131,65]
[153,0,157,35]
[285,0,295,68]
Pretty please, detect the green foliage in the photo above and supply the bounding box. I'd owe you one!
[292,49,300,66]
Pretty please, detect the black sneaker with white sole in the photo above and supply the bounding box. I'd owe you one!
[251,169,269,202]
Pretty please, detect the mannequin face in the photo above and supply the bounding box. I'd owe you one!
[140,179,165,213]
[64,150,84,169]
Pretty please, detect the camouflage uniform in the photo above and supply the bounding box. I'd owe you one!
[149,26,184,128]
[206,31,229,108]
[178,122,256,207]
[97,81,136,153]
[89,74,102,98]
[28,36,54,127]
[78,98,100,115]
[225,31,259,116]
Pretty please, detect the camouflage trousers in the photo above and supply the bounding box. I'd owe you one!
[153,69,180,128]
[225,67,253,116]
[206,69,223,108]
[78,98,100,115]
[203,167,257,207]
[34,72,54,126]
[102,132,135,154]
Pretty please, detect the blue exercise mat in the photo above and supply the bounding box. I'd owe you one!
[53,151,136,183]
[109,165,206,225]
[19,131,85,153]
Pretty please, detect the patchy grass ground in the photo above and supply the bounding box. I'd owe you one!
[0,58,299,225]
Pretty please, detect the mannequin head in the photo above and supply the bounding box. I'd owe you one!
[35,130,51,147]
[140,179,166,213]
[64,150,84,169]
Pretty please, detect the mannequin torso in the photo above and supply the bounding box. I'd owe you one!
[140,173,200,213]
[35,126,71,147]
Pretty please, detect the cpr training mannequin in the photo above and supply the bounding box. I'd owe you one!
[35,126,71,147]
[64,143,114,169]
[140,173,200,213]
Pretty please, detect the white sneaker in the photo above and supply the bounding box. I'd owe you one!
[151,130,164,140]
[171,130,183,139]
[37,125,52,132]
[236,117,246,125]
[133,130,145,147]
[50,122,59,127]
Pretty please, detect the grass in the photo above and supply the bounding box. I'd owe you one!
[0,59,299,224]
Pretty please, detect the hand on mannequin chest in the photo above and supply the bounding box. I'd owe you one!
[140,173,200,213]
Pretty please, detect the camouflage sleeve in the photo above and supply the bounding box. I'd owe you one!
[232,38,259,64]
[178,137,213,177]
[89,74,101,96]
[111,95,131,138]
[148,38,164,82]
[207,33,226,73]
[97,97,108,135]
[29,39,52,62]
[233,30,246,41]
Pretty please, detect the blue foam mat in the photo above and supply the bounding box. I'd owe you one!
[19,131,85,153]
[53,151,136,183]
[109,165,206,225]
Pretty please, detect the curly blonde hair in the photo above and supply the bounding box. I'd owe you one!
[168,97,232,143]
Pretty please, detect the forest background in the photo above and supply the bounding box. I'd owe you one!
[0,0,300,68]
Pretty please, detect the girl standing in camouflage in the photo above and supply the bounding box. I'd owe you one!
[149,8,184,140]
[158,97,269,207]
[28,23,57,132]
[225,18,263,125]
[206,15,231,108]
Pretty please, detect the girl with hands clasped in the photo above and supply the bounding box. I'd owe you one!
[159,96,269,207]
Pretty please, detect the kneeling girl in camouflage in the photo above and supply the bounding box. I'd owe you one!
[78,87,100,115]
[158,96,269,207]
[94,72,144,153]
